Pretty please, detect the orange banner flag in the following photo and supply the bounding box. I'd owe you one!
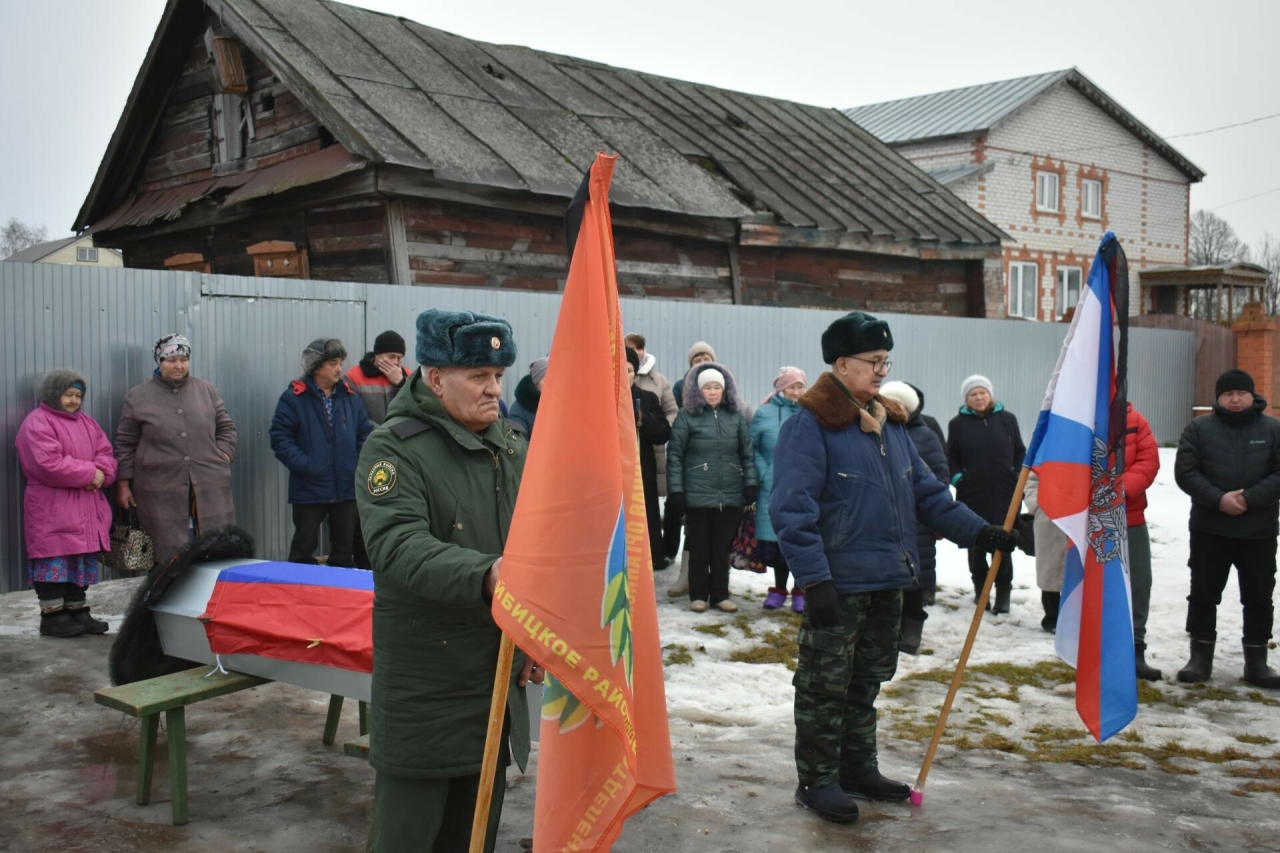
[491,152,676,851]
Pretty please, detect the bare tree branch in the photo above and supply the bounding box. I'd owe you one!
[0,217,50,260]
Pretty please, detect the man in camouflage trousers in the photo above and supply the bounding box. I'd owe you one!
[771,312,1016,824]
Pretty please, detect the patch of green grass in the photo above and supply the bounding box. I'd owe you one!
[1027,724,1086,744]
[918,648,935,656]
[727,629,799,671]
[693,624,727,638]
[1184,683,1239,702]
[979,733,1024,754]
[1238,781,1280,795]
[941,602,960,612]
[1227,763,1280,780]
[968,660,1076,690]
[664,643,693,666]
[901,668,960,686]
[1236,734,1277,746]
[881,684,914,699]
[1137,680,1173,705]
[1119,729,1144,744]
[976,711,1014,727]
[1247,691,1280,708]
[732,613,756,640]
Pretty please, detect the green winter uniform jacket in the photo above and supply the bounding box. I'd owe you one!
[667,405,758,509]
[356,371,530,779]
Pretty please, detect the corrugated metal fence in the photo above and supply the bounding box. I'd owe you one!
[0,263,1195,592]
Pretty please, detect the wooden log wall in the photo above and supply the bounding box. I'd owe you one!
[135,12,325,194]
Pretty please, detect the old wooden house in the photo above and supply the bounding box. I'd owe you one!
[76,0,1006,315]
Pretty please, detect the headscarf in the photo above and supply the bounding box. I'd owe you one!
[763,366,807,403]
[153,333,191,364]
[529,357,550,386]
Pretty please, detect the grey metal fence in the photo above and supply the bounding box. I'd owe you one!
[0,263,1195,592]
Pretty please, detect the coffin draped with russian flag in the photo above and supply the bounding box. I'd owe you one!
[490,153,676,852]
[200,562,374,674]
[1025,231,1137,742]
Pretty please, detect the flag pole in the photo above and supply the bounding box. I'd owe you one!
[469,633,515,853]
[911,465,1031,806]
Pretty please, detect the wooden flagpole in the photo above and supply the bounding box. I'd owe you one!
[911,466,1031,805]
[469,633,515,853]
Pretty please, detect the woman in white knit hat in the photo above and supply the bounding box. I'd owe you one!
[946,374,1026,614]
[666,361,757,613]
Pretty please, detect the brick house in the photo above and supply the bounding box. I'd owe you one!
[847,68,1204,320]
[74,0,1004,316]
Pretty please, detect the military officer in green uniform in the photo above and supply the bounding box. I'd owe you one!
[357,309,542,852]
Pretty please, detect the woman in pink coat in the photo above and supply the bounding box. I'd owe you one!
[15,369,117,638]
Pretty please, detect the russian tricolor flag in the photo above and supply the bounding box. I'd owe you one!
[200,562,374,674]
[1024,232,1137,742]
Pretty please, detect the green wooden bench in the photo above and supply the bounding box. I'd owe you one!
[94,666,268,825]
[323,695,369,745]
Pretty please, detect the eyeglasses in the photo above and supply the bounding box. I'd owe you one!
[849,356,892,374]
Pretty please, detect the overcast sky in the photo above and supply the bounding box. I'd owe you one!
[2,0,1276,249]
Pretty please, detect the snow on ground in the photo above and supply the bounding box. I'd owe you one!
[653,448,1280,791]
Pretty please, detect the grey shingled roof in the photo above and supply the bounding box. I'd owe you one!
[925,163,994,186]
[3,235,80,263]
[184,0,1002,245]
[845,69,1204,182]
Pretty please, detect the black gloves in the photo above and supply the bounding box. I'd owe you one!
[666,493,685,515]
[804,581,842,629]
[975,524,1019,555]
[743,484,760,506]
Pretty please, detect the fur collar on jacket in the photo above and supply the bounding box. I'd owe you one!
[681,361,743,414]
[799,372,907,435]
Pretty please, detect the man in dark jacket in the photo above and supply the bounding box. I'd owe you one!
[880,381,950,654]
[345,330,410,426]
[1174,369,1280,688]
[771,312,1016,824]
[355,310,539,851]
[628,347,672,572]
[270,338,374,567]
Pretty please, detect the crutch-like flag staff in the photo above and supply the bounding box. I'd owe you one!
[912,232,1137,805]
[471,152,676,853]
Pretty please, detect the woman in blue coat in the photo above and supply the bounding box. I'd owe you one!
[751,366,808,612]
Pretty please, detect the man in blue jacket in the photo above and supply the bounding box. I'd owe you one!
[270,337,374,567]
[771,312,1017,824]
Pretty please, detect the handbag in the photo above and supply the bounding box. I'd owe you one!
[730,506,768,573]
[107,507,155,573]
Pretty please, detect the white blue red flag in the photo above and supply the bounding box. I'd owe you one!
[1024,232,1136,742]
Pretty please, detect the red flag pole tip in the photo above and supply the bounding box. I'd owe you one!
[910,787,924,806]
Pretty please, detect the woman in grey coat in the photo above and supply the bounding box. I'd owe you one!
[115,334,237,562]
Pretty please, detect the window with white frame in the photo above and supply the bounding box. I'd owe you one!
[1035,171,1059,212]
[1081,178,1103,219]
[1057,266,1083,318]
[1009,262,1039,319]
[75,246,98,263]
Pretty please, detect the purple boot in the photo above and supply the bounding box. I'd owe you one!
[791,588,805,614]
[763,587,787,610]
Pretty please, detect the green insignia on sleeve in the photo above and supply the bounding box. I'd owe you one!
[367,460,397,497]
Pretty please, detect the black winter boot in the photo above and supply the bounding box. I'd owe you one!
[39,608,85,638]
[67,606,109,635]
[1041,591,1060,633]
[922,587,936,607]
[795,782,859,823]
[1135,642,1163,681]
[1176,639,1215,683]
[992,584,1011,615]
[1242,643,1280,689]
[899,617,924,656]
[840,767,912,802]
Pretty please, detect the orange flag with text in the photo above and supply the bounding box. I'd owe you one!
[491,152,676,851]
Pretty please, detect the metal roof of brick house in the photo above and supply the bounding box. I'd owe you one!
[845,68,1204,182]
[77,0,1005,247]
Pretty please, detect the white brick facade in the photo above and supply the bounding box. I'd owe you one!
[895,82,1191,319]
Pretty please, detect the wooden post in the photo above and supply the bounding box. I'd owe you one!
[469,634,515,853]
[385,199,412,286]
[913,466,1030,803]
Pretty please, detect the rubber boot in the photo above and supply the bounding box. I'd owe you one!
[840,767,911,802]
[790,588,805,614]
[795,782,859,823]
[39,608,85,638]
[992,584,1011,615]
[899,617,924,656]
[1040,591,1060,633]
[666,552,689,597]
[1242,643,1280,689]
[67,606,109,635]
[922,587,936,607]
[1135,642,1163,681]
[1176,639,1215,683]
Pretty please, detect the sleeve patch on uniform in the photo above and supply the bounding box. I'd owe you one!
[367,460,398,496]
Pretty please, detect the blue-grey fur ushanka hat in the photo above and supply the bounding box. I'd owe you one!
[821,311,894,364]
[415,309,517,369]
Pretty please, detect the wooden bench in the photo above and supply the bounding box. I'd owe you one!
[94,666,268,825]
[323,695,369,745]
